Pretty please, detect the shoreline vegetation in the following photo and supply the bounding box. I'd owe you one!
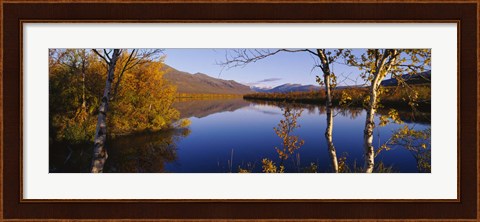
[243,85,431,112]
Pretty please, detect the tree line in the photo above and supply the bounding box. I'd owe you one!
[243,85,431,112]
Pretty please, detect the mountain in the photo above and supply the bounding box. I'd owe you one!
[250,70,432,94]
[162,65,252,95]
[252,83,321,93]
[250,86,273,93]
[381,70,431,86]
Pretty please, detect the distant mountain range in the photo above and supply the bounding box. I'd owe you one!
[380,70,431,86]
[163,65,430,95]
[251,84,321,93]
[163,65,252,95]
[253,70,431,93]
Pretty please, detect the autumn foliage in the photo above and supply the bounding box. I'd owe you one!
[49,49,179,143]
[273,107,305,163]
[108,60,179,134]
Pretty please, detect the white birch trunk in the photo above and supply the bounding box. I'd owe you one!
[363,49,397,173]
[317,49,339,173]
[324,74,339,173]
[363,83,377,173]
[91,49,120,173]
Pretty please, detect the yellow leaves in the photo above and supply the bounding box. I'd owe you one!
[261,158,284,173]
[178,118,191,128]
[274,147,288,160]
[338,155,348,173]
[379,109,403,127]
[388,125,431,172]
[379,116,388,127]
[339,91,352,106]
[362,95,371,109]
[238,167,251,173]
[329,74,338,88]
[273,107,304,161]
[375,144,391,158]
[315,75,324,86]
[108,60,179,134]
[50,49,179,142]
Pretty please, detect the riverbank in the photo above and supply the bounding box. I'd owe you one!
[243,85,431,112]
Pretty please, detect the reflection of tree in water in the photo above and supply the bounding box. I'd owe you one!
[248,99,317,113]
[305,105,316,115]
[249,99,360,119]
[103,128,191,173]
[49,127,191,173]
[337,107,363,119]
[377,109,430,124]
[318,106,326,115]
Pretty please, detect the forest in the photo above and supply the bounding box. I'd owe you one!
[49,48,431,173]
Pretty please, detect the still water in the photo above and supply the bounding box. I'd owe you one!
[50,98,430,173]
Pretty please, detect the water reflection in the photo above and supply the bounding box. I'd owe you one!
[246,99,430,124]
[173,98,249,118]
[103,128,191,172]
[50,141,92,173]
[50,128,190,173]
[50,98,431,173]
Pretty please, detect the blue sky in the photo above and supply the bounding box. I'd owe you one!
[163,49,364,88]
[162,49,429,88]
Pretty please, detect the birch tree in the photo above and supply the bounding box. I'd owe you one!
[90,49,121,173]
[220,49,342,172]
[316,49,341,172]
[90,49,163,173]
[343,49,430,173]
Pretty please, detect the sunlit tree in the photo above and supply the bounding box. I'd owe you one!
[343,49,430,173]
[90,49,165,173]
[273,106,304,167]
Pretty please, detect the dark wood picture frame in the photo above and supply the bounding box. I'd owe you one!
[1,0,478,220]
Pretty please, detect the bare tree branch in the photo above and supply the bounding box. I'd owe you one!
[92,49,109,64]
[104,49,112,61]
[218,49,318,70]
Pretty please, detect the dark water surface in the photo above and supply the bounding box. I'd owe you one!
[50,98,430,173]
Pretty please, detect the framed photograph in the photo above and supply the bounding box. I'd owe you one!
[1,0,478,221]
